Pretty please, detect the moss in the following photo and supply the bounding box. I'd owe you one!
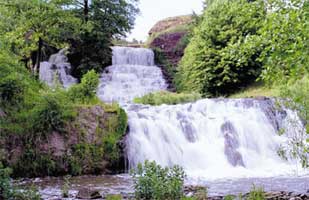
[68,143,105,175]
[134,91,202,106]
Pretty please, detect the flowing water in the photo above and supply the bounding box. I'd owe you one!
[97,46,167,103]
[32,46,308,199]
[40,49,77,88]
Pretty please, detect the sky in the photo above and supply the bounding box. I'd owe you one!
[127,0,204,41]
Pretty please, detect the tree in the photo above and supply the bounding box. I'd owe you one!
[259,0,309,84]
[176,0,266,97]
[0,0,82,74]
[67,0,139,79]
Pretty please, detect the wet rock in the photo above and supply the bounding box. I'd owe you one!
[221,121,245,167]
[76,188,102,199]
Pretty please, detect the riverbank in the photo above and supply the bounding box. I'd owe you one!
[17,174,309,199]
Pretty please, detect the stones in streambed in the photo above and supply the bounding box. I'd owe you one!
[184,185,309,200]
[76,188,102,199]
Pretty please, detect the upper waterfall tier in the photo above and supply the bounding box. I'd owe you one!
[112,46,155,66]
[97,46,167,103]
[39,49,77,88]
[125,98,306,180]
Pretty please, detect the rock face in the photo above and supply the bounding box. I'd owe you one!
[221,121,245,167]
[149,15,192,36]
[148,15,193,90]
[1,105,127,178]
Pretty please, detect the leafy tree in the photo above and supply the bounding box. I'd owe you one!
[68,0,140,78]
[0,0,82,73]
[258,0,309,84]
[176,0,266,97]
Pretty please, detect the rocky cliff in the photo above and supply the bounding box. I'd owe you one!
[0,104,127,178]
[147,15,193,90]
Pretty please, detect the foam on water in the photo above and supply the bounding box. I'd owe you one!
[97,46,167,103]
[125,99,307,180]
[39,49,77,88]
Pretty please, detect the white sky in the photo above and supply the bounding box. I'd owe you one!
[127,0,204,41]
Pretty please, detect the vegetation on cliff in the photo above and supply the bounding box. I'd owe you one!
[0,43,128,177]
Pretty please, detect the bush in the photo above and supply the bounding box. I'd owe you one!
[247,185,265,200]
[0,162,41,199]
[259,0,308,84]
[106,194,122,200]
[0,73,25,106]
[68,69,99,103]
[133,91,201,105]
[131,160,185,200]
[176,0,266,97]
[30,91,75,136]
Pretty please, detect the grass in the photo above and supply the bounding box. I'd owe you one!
[133,91,202,105]
[229,82,280,98]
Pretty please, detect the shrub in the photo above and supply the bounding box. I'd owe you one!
[131,160,185,200]
[0,73,25,106]
[176,0,266,97]
[259,0,308,84]
[30,91,75,136]
[0,162,41,199]
[247,185,265,200]
[106,194,122,200]
[68,69,99,103]
[133,91,201,105]
[224,195,235,200]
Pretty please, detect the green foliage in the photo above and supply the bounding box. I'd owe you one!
[131,160,186,200]
[224,195,235,200]
[0,0,81,60]
[0,73,25,106]
[259,0,309,84]
[0,162,41,199]
[62,176,71,198]
[102,107,128,164]
[68,70,99,103]
[176,0,266,97]
[69,144,105,175]
[106,194,123,200]
[134,91,202,105]
[247,185,265,200]
[68,0,139,78]
[30,91,75,136]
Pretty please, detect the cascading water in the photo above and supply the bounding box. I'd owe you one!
[97,46,167,103]
[97,46,307,181]
[125,99,306,180]
[39,49,77,88]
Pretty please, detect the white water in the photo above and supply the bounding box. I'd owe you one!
[39,49,77,88]
[125,99,307,180]
[97,46,167,103]
[99,46,307,180]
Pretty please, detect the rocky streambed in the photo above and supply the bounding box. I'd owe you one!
[17,175,309,199]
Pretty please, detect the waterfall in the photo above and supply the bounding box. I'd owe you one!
[125,99,306,180]
[97,46,167,103]
[97,46,307,180]
[39,49,77,88]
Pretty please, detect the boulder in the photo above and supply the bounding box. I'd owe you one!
[76,188,102,199]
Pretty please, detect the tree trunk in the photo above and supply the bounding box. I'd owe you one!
[35,37,43,75]
[84,0,89,22]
